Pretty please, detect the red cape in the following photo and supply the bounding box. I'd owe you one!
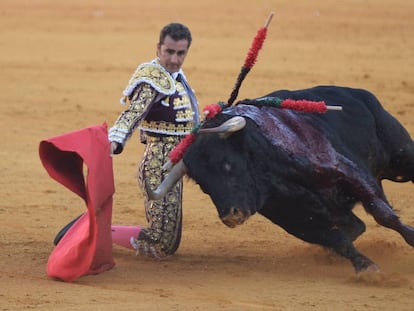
[39,123,115,282]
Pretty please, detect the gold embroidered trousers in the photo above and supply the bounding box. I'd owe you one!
[137,135,183,256]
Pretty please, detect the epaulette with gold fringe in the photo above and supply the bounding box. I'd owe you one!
[120,62,175,104]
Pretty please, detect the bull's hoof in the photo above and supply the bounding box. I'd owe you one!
[352,255,377,273]
[356,263,380,275]
[352,265,382,285]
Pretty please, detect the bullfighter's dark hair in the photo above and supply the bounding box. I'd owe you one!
[159,23,192,47]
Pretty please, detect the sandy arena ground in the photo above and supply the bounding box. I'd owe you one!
[1,0,414,310]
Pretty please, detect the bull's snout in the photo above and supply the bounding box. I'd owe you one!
[221,207,251,228]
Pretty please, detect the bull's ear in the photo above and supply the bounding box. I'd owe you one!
[199,116,246,139]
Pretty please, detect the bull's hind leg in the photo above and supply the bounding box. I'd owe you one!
[363,198,414,247]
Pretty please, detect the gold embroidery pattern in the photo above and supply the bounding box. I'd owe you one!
[176,109,195,122]
[138,136,183,255]
[140,120,195,135]
[109,84,157,144]
[172,81,190,109]
[122,62,176,99]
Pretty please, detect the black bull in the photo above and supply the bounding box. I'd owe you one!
[149,85,414,273]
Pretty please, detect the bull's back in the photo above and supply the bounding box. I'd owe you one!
[266,85,413,173]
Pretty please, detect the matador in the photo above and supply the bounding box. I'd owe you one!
[109,57,199,258]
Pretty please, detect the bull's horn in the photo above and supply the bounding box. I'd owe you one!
[146,159,187,201]
[199,116,246,134]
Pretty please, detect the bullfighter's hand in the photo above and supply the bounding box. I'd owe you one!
[109,141,123,155]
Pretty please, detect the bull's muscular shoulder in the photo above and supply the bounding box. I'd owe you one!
[121,62,176,99]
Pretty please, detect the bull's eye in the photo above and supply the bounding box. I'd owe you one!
[223,163,232,172]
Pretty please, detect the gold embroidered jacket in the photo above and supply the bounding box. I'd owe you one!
[109,60,199,145]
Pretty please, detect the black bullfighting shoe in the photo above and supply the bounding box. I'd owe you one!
[53,214,83,245]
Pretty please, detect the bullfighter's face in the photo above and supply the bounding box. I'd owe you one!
[157,35,189,74]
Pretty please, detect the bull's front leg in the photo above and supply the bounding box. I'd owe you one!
[324,228,378,273]
[294,223,378,272]
[265,207,379,272]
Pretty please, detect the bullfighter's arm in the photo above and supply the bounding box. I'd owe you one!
[108,83,158,154]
